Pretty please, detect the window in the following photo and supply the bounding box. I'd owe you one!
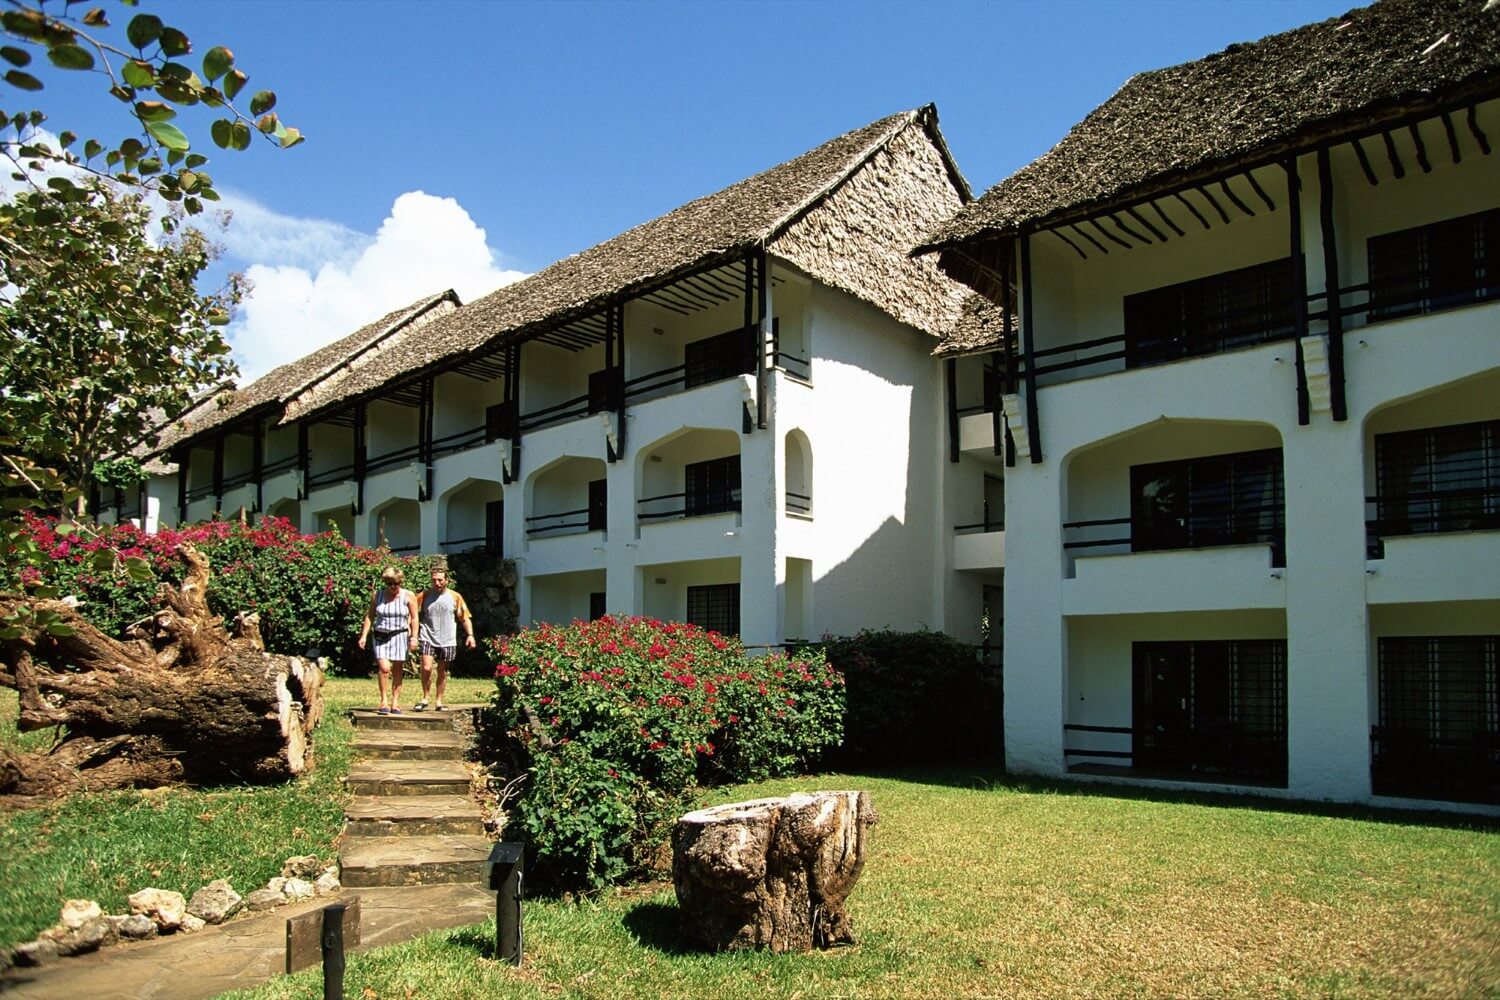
[485,500,504,554]
[1368,207,1500,321]
[588,478,607,532]
[685,455,741,517]
[687,583,740,636]
[1375,636,1498,803]
[685,328,750,388]
[1132,640,1287,784]
[1374,419,1500,545]
[1131,448,1284,560]
[485,401,517,442]
[589,592,607,622]
[1124,258,1296,367]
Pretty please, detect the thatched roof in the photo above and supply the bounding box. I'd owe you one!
[920,0,1500,260]
[156,290,459,451]
[933,295,1013,359]
[288,106,970,423]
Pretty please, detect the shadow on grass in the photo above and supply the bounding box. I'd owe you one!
[819,762,1500,832]
[620,900,705,955]
[445,920,499,959]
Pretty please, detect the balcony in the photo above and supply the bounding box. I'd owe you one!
[954,518,1005,572]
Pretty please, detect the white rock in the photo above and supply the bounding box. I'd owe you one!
[280,855,323,879]
[282,877,315,902]
[179,914,206,933]
[313,871,340,896]
[266,877,288,894]
[127,888,186,931]
[117,914,157,940]
[59,899,102,929]
[186,879,242,925]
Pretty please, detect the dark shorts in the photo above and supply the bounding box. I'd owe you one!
[420,641,456,662]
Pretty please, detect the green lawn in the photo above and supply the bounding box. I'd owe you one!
[230,771,1500,1000]
[0,674,495,950]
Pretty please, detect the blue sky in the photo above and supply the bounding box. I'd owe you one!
[34,0,1356,379]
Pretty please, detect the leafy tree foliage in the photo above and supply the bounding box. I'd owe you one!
[1,183,241,504]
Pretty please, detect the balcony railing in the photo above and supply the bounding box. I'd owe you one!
[185,482,216,501]
[306,463,355,489]
[637,489,742,523]
[441,535,499,554]
[262,455,298,476]
[1366,486,1500,557]
[525,506,599,538]
[221,469,257,491]
[366,442,423,476]
[786,491,812,517]
[431,423,488,460]
[1063,504,1285,566]
[954,517,1005,536]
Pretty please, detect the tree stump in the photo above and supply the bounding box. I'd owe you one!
[0,543,324,796]
[672,790,877,953]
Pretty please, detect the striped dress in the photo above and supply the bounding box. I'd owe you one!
[370,588,414,660]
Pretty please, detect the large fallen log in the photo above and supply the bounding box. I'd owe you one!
[672,790,877,953]
[0,544,324,796]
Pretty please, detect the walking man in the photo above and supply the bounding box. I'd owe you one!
[414,566,476,711]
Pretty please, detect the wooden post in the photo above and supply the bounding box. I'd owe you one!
[1285,157,1311,426]
[176,447,188,524]
[320,902,346,1000]
[1019,235,1042,463]
[297,422,309,500]
[756,249,770,431]
[1316,146,1348,422]
[945,358,959,464]
[614,302,627,456]
[353,401,367,516]
[251,417,264,514]
[211,434,225,512]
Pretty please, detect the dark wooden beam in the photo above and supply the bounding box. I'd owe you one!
[1407,122,1431,173]
[1467,105,1491,155]
[945,358,959,464]
[353,400,367,516]
[1316,147,1347,422]
[1381,130,1406,179]
[176,447,188,524]
[1125,206,1167,242]
[1050,228,1087,259]
[614,302,627,458]
[1219,178,1255,217]
[1245,171,1276,212]
[1109,212,1152,245]
[1071,223,1109,255]
[756,249,769,430]
[1440,111,1462,164]
[1020,234,1042,464]
[1351,137,1380,185]
[252,417,264,514]
[1149,200,1185,238]
[1089,218,1132,250]
[420,374,434,500]
[211,435,225,510]
[1173,191,1211,230]
[1285,158,1310,426]
[1195,184,1231,224]
[297,422,309,500]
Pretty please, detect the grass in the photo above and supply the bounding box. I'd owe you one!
[0,673,496,949]
[226,770,1500,1000]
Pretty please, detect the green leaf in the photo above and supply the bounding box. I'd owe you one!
[202,45,232,82]
[83,138,103,158]
[46,43,95,71]
[159,27,190,57]
[45,620,76,638]
[230,121,251,150]
[53,522,75,537]
[138,156,161,175]
[124,557,154,583]
[255,112,277,134]
[1,46,32,68]
[91,548,116,571]
[82,8,110,27]
[185,153,208,168]
[134,100,176,123]
[126,13,163,49]
[249,90,276,115]
[278,126,304,149]
[223,69,248,100]
[210,117,233,149]
[5,69,43,91]
[121,59,154,87]
[145,120,189,151]
[1,11,47,41]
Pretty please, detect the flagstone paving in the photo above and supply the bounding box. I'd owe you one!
[1,704,496,999]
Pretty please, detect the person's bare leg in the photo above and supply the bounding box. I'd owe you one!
[420,654,436,703]
[435,661,448,708]
[377,660,391,709]
[391,660,403,710]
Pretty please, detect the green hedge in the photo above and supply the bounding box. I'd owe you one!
[810,629,1002,767]
[484,616,845,891]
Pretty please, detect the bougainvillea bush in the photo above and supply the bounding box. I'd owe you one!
[2,514,442,673]
[486,616,845,890]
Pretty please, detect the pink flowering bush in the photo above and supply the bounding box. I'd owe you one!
[485,615,844,889]
[3,515,443,673]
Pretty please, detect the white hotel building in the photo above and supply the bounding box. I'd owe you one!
[132,0,1496,811]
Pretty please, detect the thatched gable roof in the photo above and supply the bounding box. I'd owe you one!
[288,106,970,423]
[920,0,1500,259]
[156,290,459,451]
[933,295,1013,359]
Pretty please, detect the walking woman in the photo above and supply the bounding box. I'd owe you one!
[357,566,420,714]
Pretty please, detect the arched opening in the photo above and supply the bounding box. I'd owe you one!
[266,498,301,529]
[636,428,741,526]
[784,428,812,517]
[441,478,505,554]
[371,497,421,554]
[310,504,354,542]
[526,456,608,540]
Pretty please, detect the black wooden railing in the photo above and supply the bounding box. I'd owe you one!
[525,506,597,537]
[954,517,1004,536]
[785,491,812,516]
[262,455,298,476]
[1063,723,1133,761]
[307,463,355,489]
[366,442,423,475]
[221,469,257,491]
[774,350,810,381]
[1366,485,1500,558]
[637,489,742,522]
[623,364,688,403]
[185,482,216,501]
[1064,501,1285,566]
[440,535,498,554]
[519,392,592,434]
[431,423,489,460]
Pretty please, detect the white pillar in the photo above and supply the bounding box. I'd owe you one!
[739,399,782,648]
[605,452,639,617]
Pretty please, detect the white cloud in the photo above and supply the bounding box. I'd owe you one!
[222,190,527,382]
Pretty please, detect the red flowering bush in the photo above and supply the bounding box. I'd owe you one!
[2,514,443,673]
[485,615,844,890]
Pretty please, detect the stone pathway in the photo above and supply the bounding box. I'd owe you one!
[1,706,496,1000]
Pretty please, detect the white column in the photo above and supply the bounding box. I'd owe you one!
[419,498,441,556]
[605,451,639,617]
[738,398,782,648]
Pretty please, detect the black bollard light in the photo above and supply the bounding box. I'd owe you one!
[485,842,524,965]
[320,902,347,1000]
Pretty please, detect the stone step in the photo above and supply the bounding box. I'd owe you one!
[345,795,486,837]
[349,708,456,731]
[339,834,493,887]
[353,729,466,761]
[345,760,472,797]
